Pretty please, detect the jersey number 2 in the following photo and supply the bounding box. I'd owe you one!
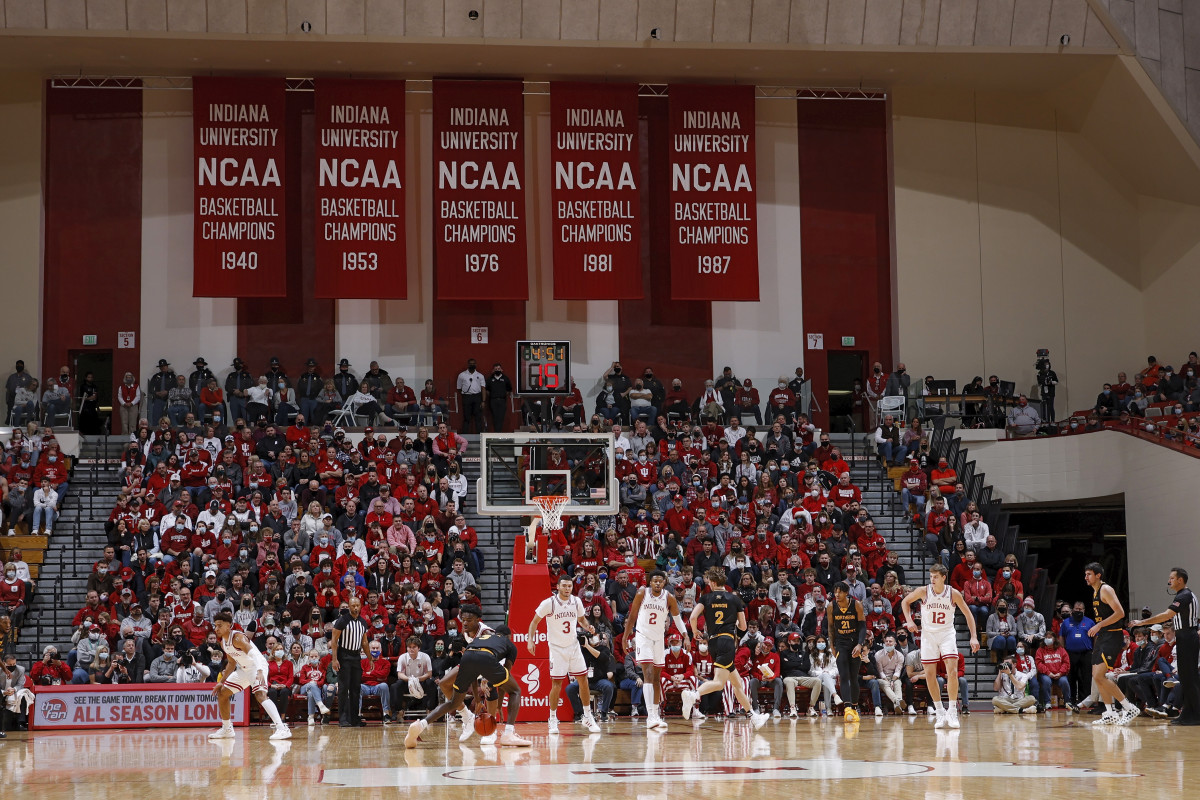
[648,612,658,626]
[713,611,724,626]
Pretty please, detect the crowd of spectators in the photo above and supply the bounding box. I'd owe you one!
[2,353,1186,731]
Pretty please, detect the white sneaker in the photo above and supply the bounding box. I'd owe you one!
[582,712,601,734]
[650,714,669,730]
[317,702,330,715]
[692,710,707,723]
[498,729,532,747]
[1117,706,1141,726]
[405,719,428,749]
[875,707,884,718]
[208,725,235,740]
[946,710,960,729]
[750,711,770,730]
[808,707,818,717]
[547,716,560,735]
[832,694,843,707]
[772,709,781,718]
[1020,705,1039,715]
[907,705,918,716]
[480,732,498,745]
[933,711,947,729]
[307,715,316,726]
[681,689,697,720]
[1093,710,1120,727]
[458,706,476,742]
[630,707,639,718]
[270,724,292,740]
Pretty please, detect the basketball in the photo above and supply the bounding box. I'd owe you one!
[474,712,498,737]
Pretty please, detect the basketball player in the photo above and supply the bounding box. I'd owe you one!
[528,575,602,734]
[451,605,498,743]
[405,607,531,748]
[1084,563,1140,725]
[681,566,769,729]
[829,581,866,723]
[623,570,689,730]
[208,611,292,740]
[900,563,979,729]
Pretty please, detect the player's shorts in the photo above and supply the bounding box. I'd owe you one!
[453,649,511,693]
[708,633,737,671]
[548,642,588,680]
[920,629,959,663]
[222,663,267,695]
[1093,630,1125,667]
[634,632,666,668]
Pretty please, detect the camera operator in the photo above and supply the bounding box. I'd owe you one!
[31,646,72,686]
[992,657,1037,713]
[101,649,134,685]
[173,650,211,683]
[1036,352,1059,423]
[566,630,617,721]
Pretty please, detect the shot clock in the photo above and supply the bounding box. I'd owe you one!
[516,340,571,395]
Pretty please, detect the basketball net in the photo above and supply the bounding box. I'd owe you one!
[525,495,568,564]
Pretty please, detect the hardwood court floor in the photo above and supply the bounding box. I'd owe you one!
[4,712,1194,799]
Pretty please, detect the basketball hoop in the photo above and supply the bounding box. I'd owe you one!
[532,494,569,531]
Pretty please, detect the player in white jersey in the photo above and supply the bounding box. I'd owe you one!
[209,611,292,740]
[900,563,978,730]
[623,570,689,730]
[528,575,602,734]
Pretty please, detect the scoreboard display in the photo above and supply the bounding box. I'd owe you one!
[516,340,571,395]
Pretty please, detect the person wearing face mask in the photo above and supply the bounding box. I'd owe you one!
[454,358,486,434]
[1005,394,1042,437]
[986,601,1018,662]
[992,657,1038,714]
[1015,597,1047,651]
[962,565,993,633]
[1036,633,1073,712]
[1058,600,1096,706]
[146,639,181,683]
[882,363,909,416]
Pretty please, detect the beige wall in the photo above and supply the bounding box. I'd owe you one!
[0,73,43,390]
[893,86,1147,415]
[957,431,1200,610]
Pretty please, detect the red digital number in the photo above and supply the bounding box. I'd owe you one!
[539,362,560,389]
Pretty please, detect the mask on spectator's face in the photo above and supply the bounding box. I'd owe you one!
[1044,637,1054,646]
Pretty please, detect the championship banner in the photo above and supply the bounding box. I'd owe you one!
[667,84,759,301]
[30,683,250,730]
[550,82,642,299]
[433,80,528,300]
[193,76,287,297]
[314,79,407,299]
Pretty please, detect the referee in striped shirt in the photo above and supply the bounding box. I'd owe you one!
[331,596,373,727]
[1135,567,1199,726]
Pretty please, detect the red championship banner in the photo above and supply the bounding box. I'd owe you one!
[433,80,528,300]
[314,79,406,299]
[193,76,287,297]
[550,82,642,299]
[668,84,759,301]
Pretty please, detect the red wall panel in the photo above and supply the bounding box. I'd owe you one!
[43,85,143,427]
[619,97,714,397]
[237,91,336,381]
[796,99,894,429]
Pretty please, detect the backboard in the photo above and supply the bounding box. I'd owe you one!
[477,432,617,516]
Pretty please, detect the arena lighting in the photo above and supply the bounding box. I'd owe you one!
[300,20,312,33]
[1059,33,1070,46]
[650,27,661,40]
[469,10,479,21]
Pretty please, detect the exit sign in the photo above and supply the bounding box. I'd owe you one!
[82,334,98,346]
[841,336,855,347]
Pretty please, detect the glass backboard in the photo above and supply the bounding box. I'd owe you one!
[477,432,617,516]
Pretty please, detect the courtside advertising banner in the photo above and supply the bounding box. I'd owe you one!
[549,82,642,299]
[314,79,407,298]
[31,683,250,730]
[433,80,529,300]
[668,84,759,301]
[193,76,287,297]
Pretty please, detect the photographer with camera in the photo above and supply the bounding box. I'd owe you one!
[992,657,1038,713]
[1036,350,1059,423]
[174,650,212,683]
[31,645,71,686]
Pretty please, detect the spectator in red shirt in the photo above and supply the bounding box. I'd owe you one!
[899,459,928,513]
[830,473,862,508]
[734,379,762,425]
[31,646,73,685]
[930,458,957,496]
[767,379,796,421]
[359,639,393,722]
[748,637,783,715]
[385,377,418,426]
[962,564,993,630]
[950,549,980,592]
[1036,632,1071,711]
